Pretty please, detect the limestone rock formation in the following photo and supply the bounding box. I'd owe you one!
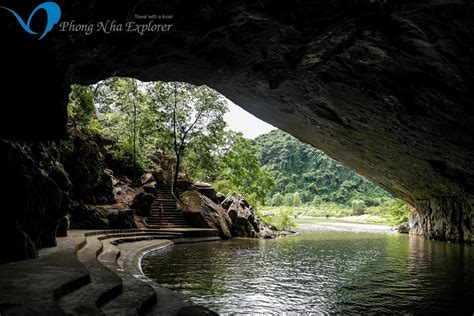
[414,197,473,243]
[180,191,233,238]
[130,191,156,217]
[227,200,261,238]
[180,190,276,239]
[0,127,139,263]
[0,140,64,263]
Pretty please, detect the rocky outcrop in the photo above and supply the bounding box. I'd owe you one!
[180,191,233,239]
[130,191,155,217]
[0,127,138,263]
[180,190,276,239]
[0,140,65,263]
[392,222,410,234]
[227,200,261,238]
[69,203,136,229]
[60,128,116,204]
[413,197,473,243]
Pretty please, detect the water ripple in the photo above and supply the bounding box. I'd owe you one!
[142,220,474,314]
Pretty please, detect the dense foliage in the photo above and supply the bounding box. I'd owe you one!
[69,79,410,223]
[67,79,274,207]
[253,130,392,207]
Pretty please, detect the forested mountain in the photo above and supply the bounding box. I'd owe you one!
[253,130,391,206]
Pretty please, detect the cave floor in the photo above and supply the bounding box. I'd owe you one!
[0,228,220,315]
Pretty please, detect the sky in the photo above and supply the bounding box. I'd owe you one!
[223,98,276,139]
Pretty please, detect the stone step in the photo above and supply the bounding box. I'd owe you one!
[146,222,191,227]
[150,214,180,217]
[99,238,158,315]
[146,224,192,228]
[151,204,177,208]
[57,236,123,314]
[149,216,183,220]
[150,220,187,223]
[149,215,182,218]
[150,207,179,210]
[0,231,91,315]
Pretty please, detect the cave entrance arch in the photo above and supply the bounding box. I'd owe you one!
[1,1,473,243]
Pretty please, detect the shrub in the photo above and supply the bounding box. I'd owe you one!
[278,209,297,231]
[351,199,367,215]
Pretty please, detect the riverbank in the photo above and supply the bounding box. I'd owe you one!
[0,228,220,315]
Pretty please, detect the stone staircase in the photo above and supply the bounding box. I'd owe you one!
[145,165,193,229]
[0,228,220,315]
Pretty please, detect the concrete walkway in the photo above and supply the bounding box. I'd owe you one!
[0,228,219,315]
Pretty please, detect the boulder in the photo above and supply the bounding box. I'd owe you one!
[69,202,109,229]
[69,203,137,230]
[141,173,155,185]
[215,192,226,204]
[227,201,260,238]
[392,222,410,234]
[220,195,239,210]
[107,209,136,229]
[176,179,193,195]
[130,191,156,217]
[180,191,233,239]
[142,183,156,194]
[192,182,217,201]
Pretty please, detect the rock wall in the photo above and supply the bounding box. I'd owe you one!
[0,127,136,263]
[413,197,474,243]
[0,140,64,263]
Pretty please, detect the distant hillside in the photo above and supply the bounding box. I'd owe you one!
[253,130,391,206]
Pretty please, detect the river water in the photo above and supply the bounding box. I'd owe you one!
[142,218,474,314]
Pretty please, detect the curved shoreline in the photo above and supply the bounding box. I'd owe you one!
[118,235,221,314]
[0,229,220,315]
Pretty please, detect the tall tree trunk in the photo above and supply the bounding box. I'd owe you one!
[173,151,181,196]
[171,84,178,195]
[132,80,138,184]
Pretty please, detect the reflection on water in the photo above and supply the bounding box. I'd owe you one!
[142,219,474,314]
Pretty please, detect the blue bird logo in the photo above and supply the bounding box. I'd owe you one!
[0,2,61,40]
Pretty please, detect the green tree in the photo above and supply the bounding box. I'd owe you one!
[68,84,98,127]
[253,129,392,205]
[312,196,323,207]
[278,209,297,231]
[271,193,284,206]
[283,193,294,206]
[292,192,302,207]
[94,77,163,170]
[351,199,367,215]
[149,82,227,194]
[213,133,274,208]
